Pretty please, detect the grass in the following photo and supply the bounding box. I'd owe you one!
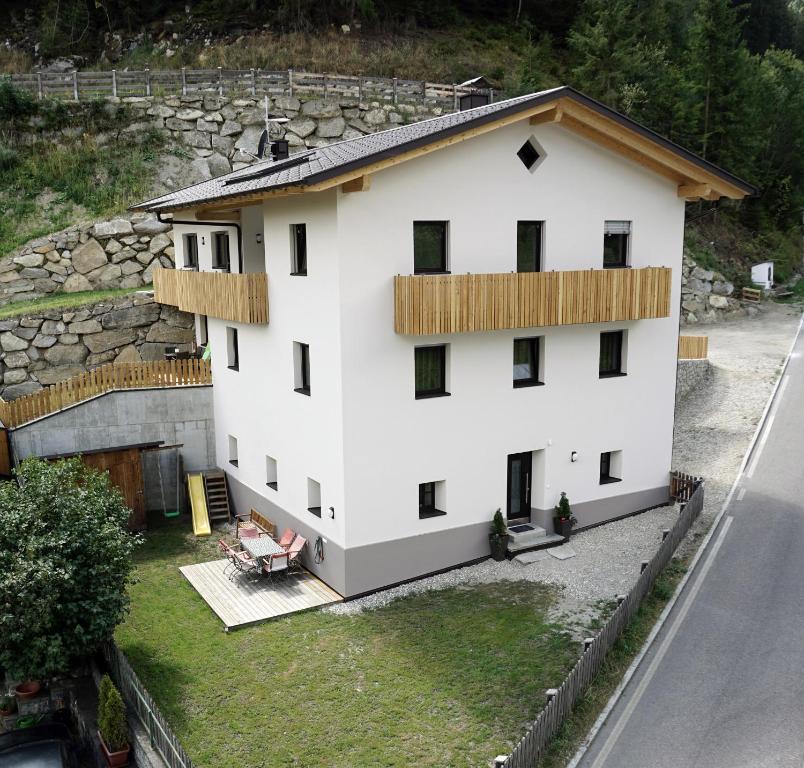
[116,519,579,767]
[0,287,147,319]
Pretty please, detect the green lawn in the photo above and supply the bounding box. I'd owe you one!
[116,520,579,767]
[0,287,148,319]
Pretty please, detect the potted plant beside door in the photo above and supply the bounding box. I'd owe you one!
[553,492,577,538]
[97,675,130,768]
[489,508,508,561]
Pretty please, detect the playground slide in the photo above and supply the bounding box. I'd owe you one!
[188,473,211,537]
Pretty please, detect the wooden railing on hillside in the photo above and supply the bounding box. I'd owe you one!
[0,359,211,429]
[394,267,672,335]
[6,69,493,108]
[678,335,708,360]
[154,268,268,324]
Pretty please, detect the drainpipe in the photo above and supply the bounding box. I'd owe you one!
[156,211,244,274]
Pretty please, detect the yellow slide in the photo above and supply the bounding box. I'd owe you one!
[187,473,211,537]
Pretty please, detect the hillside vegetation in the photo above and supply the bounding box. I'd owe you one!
[2,0,804,283]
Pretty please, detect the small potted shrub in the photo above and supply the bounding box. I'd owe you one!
[553,492,577,538]
[97,675,130,768]
[0,695,16,716]
[489,508,508,561]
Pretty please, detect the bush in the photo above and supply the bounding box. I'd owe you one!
[97,675,129,752]
[0,80,35,124]
[490,508,507,537]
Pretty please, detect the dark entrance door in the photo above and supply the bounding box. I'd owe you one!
[507,452,532,522]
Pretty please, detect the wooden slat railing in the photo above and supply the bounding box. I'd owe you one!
[0,359,211,429]
[154,268,268,324]
[394,267,672,335]
[678,335,708,359]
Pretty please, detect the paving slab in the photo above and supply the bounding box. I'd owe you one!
[513,550,551,565]
[548,544,577,560]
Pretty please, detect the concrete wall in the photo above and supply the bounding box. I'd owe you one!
[676,358,712,399]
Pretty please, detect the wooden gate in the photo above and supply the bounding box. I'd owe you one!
[79,447,146,530]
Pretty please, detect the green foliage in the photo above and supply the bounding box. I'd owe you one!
[0,287,146,320]
[0,79,35,124]
[554,492,577,526]
[97,675,129,753]
[491,507,507,537]
[0,458,139,680]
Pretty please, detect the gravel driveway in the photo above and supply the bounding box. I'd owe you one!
[329,304,802,620]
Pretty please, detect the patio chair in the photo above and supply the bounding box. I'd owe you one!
[231,550,258,580]
[218,539,240,577]
[262,551,289,581]
[274,528,296,550]
[286,535,307,575]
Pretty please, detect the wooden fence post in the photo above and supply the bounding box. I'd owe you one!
[452,83,457,110]
[288,68,294,97]
[489,88,494,103]
[36,73,43,100]
[72,71,79,101]
[358,75,363,103]
[181,67,187,96]
[112,69,117,98]
[217,66,223,96]
[421,80,426,100]
[392,76,397,105]
[250,68,256,97]
[145,68,151,97]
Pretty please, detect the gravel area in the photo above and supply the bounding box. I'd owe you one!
[328,303,801,622]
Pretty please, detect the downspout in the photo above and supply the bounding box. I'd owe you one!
[157,211,244,274]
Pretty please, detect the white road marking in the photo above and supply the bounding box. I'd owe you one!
[737,487,746,502]
[588,516,735,768]
[746,374,789,478]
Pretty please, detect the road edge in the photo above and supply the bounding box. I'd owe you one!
[566,311,804,768]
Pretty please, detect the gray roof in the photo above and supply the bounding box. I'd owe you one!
[133,86,755,212]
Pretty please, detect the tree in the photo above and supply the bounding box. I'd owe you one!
[0,458,139,680]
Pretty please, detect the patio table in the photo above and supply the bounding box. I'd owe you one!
[241,536,284,571]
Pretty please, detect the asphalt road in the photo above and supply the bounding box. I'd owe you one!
[576,328,804,768]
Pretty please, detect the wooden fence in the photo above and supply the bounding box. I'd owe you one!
[0,359,211,429]
[102,641,195,768]
[394,267,672,335]
[500,479,704,767]
[6,69,493,108]
[678,335,708,360]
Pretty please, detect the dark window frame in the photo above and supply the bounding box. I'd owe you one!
[227,327,239,371]
[513,337,543,388]
[517,221,543,273]
[600,451,622,484]
[415,344,449,399]
[419,481,446,519]
[517,139,540,170]
[295,342,311,395]
[308,505,322,517]
[266,456,278,491]
[599,331,625,378]
[212,231,231,272]
[413,221,449,275]
[603,222,631,269]
[183,233,199,270]
[290,223,308,276]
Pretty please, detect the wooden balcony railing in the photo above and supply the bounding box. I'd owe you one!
[394,267,672,335]
[154,268,268,324]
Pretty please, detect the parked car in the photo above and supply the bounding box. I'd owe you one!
[0,723,78,768]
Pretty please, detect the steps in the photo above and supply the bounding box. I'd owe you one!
[203,471,231,522]
[506,523,565,557]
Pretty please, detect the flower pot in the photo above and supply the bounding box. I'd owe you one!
[553,517,573,538]
[98,731,131,768]
[489,533,508,561]
[14,681,41,700]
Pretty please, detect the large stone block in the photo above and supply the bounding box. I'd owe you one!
[149,233,172,254]
[220,120,242,137]
[84,329,137,354]
[316,116,346,138]
[132,218,171,236]
[115,344,142,363]
[0,332,28,352]
[145,322,194,344]
[93,219,133,238]
[176,108,204,121]
[234,125,263,156]
[36,365,87,386]
[274,95,301,112]
[101,303,161,330]
[67,319,102,334]
[3,368,29,385]
[287,117,316,138]
[1,381,42,400]
[62,273,92,293]
[300,100,342,119]
[4,350,30,368]
[44,343,89,365]
[72,239,108,274]
[13,252,45,268]
[207,153,232,177]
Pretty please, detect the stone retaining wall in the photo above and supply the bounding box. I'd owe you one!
[681,251,760,324]
[676,358,712,399]
[0,292,193,399]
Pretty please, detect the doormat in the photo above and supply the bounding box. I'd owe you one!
[509,524,535,533]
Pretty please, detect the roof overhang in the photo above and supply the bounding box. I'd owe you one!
[135,87,755,217]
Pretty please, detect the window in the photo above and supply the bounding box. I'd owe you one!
[226,327,239,371]
[290,224,307,276]
[419,481,446,518]
[266,455,278,490]
[183,234,199,270]
[307,478,321,517]
[413,221,448,274]
[212,231,230,272]
[294,342,311,395]
[603,221,631,268]
[599,331,626,378]
[198,315,208,346]
[517,138,541,171]
[228,435,238,467]
[517,221,542,273]
[415,344,448,398]
[600,451,622,484]
[513,337,543,387]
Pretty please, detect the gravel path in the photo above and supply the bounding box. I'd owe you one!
[328,304,801,621]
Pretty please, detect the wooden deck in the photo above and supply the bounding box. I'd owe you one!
[180,559,342,630]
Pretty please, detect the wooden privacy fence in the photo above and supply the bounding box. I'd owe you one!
[0,359,211,429]
[670,470,703,503]
[6,69,493,108]
[394,267,672,335]
[501,480,704,767]
[102,641,195,768]
[678,335,708,359]
[154,268,268,324]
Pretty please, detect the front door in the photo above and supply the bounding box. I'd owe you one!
[507,452,532,522]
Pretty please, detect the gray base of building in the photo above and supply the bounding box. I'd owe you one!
[227,474,672,599]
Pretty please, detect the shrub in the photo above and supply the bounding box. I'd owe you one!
[0,80,35,124]
[97,675,129,752]
[490,508,507,537]
[554,491,578,527]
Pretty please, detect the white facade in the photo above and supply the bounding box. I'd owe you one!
[172,118,685,596]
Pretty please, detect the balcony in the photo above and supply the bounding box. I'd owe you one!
[394,267,671,335]
[154,268,268,324]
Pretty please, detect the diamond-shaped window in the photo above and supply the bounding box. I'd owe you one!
[517,138,543,172]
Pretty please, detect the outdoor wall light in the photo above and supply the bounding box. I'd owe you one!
[256,233,263,244]
[571,451,579,463]
[329,506,335,519]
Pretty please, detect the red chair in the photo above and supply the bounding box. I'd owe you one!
[274,528,296,550]
[262,551,289,581]
[286,535,307,575]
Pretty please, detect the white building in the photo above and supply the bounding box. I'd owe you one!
[135,87,753,597]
